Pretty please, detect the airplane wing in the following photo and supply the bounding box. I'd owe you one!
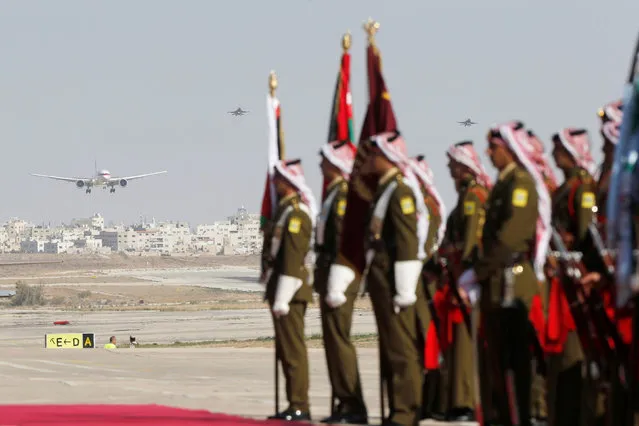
[30,173,88,183]
[114,171,167,181]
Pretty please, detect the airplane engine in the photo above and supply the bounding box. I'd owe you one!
[76,180,85,188]
[119,179,128,187]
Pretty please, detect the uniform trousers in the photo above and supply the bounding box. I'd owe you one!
[319,291,367,414]
[368,265,428,426]
[271,302,310,412]
[481,302,532,426]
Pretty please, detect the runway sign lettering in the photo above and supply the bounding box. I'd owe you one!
[45,333,95,349]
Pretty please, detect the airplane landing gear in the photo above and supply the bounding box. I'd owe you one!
[110,188,115,193]
[85,188,91,194]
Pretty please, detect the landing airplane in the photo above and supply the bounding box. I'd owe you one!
[30,166,167,194]
[458,118,477,127]
[228,107,249,116]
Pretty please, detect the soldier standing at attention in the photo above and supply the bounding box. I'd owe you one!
[331,130,429,426]
[458,121,551,426]
[409,154,447,420]
[594,100,623,230]
[524,129,559,426]
[262,159,317,422]
[435,140,491,422]
[314,140,368,424]
[547,127,599,426]
[594,101,633,426]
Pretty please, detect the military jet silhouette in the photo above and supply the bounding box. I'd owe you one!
[458,118,477,127]
[228,107,249,116]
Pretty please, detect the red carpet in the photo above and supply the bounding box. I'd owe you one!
[0,404,283,425]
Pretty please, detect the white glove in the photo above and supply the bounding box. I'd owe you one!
[458,268,481,307]
[393,260,423,313]
[272,275,302,318]
[325,264,355,308]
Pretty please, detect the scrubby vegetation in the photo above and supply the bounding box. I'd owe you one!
[11,280,45,306]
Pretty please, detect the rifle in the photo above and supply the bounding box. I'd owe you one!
[550,227,609,380]
[421,262,442,339]
[586,220,630,387]
[423,249,472,336]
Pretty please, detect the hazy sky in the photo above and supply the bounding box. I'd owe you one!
[1,1,637,226]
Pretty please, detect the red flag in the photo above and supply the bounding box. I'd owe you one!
[336,42,398,275]
[323,49,356,201]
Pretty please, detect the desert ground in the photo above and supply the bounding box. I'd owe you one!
[0,253,475,425]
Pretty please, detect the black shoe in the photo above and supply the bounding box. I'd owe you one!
[267,409,311,421]
[430,411,446,421]
[320,412,368,424]
[447,407,475,422]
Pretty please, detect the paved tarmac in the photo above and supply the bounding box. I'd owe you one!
[0,267,477,424]
[0,346,476,425]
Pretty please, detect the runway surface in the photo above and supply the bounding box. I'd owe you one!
[0,346,477,425]
[0,308,377,348]
[0,266,476,424]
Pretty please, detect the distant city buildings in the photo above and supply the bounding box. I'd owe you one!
[2,206,262,256]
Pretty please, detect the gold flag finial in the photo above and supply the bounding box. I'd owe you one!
[269,71,278,97]
[363,18,380,45]
[342,31,352,52]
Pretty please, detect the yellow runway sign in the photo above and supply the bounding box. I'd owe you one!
[45,333,95,349]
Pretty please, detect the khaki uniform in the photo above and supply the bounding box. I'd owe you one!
[547,167,598,426]
[264,193,313,413]
[366,168,429,426]
[595,162,638,426]
[474,163,539,425]
[530,172,558,423]
[421,189,443,418]
[314,177,367,416]
[438,176,487,415]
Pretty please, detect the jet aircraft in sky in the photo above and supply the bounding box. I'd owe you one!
[228,107,249,116]
[458,118,477,127]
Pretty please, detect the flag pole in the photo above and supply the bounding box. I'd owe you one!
[363,16,386,425]
[267,69,282,418]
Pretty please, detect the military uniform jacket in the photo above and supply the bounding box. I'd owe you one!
[264,193,313,305]
[314,177,348,295]
[552,167,596,251]
[596,162,612,229]
[367,169,421,281]
[441,177,488,269]
[366,168,428,326]
[422,190,442,258]
[475,164,539,308]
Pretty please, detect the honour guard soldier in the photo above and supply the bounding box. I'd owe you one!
[458,121,551,426]
[595,101,634,425]
[547,127,600,426]
[409,154,447,420]
[524,129,557,426]
[315,140,368,424]
[595,100,623,233]
[435,141,492,422]
[263,159,317,421]
[329,131,429,426]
